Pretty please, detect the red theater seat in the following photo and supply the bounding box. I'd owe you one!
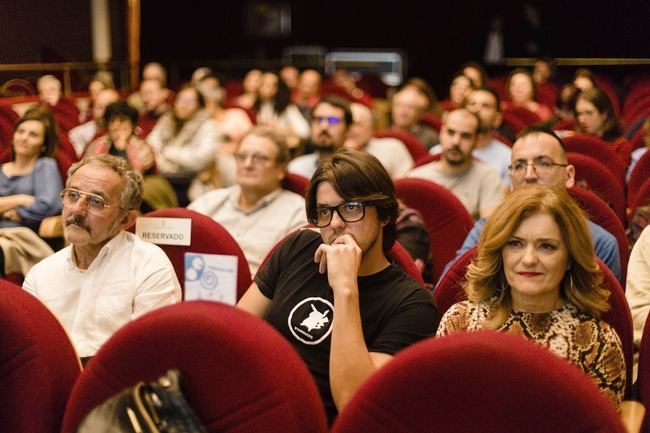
[502,105,542,127]
[564,133,627,183]
[129,208,252,300]
[568,152,626,225]
[282,172,310,196]
[569,186,629,281]
[394,178,474,283]
[374,129,429,166]
[332,332,624,433]
[61,302,328,433]
[629,150,650,207]
[0,279,81,433]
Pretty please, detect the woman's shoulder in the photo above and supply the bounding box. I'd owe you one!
[35,157,60,170]
[562,303,621,342]
[438,300,489,334]
[444,300,472,318]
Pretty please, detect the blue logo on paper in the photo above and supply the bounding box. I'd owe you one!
[185,254,218,290]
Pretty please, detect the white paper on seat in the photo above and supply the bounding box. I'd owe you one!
[184,253,238,305]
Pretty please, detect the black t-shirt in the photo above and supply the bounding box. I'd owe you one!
[255,229,439,421]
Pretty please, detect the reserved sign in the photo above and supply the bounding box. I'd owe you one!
[135,217,192,246]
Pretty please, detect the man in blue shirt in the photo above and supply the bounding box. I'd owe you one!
[444,126,621,283]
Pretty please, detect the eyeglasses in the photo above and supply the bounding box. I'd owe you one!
[508,156,569,177]
[60,188,112,214]
[312,201,369,227]
[235,152,272,165]
[312,116,343,126]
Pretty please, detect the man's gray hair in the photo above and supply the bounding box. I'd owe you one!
[66,155,143,210]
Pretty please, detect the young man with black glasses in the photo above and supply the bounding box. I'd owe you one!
[238,148,438,423]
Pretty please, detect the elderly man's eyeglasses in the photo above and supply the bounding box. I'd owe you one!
[60,188,112,213]
[312,201,369,227]
[508,156,568,177]
[235,152,272,165]
[312,116,343,126]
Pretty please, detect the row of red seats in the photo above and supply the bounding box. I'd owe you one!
[3,273,640,432]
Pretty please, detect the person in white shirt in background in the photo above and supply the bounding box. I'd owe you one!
[344,102,414,178]
[189,126,307,275]
[23,155,181,363]
[68,88,120,158]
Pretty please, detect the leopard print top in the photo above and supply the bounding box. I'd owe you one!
[437,300,626,407]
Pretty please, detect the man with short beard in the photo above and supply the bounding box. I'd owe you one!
[23,155,180,363]
[288,95,352,179]
[407,108,502,220]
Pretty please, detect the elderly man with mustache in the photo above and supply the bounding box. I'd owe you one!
[407,108,502,220]
[23,155,180,364]
[288,95,352,179]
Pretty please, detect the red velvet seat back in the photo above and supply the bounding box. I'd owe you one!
[623,100,650,129]
[622,89,650,121]
[331,332,624,433]
[0,280,81,433]
[631,178,650,215]
[61,302,328,433]
[0,105,18,156]
[394,178,474,283]
[500,110,528,134]
[568,152,627,224]
[535,81,559,108]
[128,208,252,300]
[564,133,627,183]
[282,172,310,197]
[502,105,542,127]
[552,117,577,132]
[569,186,629,281]
[419,112,442,132]
[374,129,429,166]
[435,249,633,398]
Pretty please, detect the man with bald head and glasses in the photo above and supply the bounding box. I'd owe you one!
[238,148,438,423]
[446,125,621,281]
[23,155,181,362]
[189,126,307,275]
[288,95,352,179]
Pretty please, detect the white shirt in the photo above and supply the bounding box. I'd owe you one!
[68,120,98,158]
[23,231,181,357]
[365,137,414,178]
[288,152,320,179]
[626,226,650,347]
[472,138,512,187]
[189,185,307,275]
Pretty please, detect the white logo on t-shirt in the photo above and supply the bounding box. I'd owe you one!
[301,304,330,331]
[288,297,334,345]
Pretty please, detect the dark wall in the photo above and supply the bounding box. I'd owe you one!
[140,0,650,95]
[0,0,92,63]
[0,1,647,94]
